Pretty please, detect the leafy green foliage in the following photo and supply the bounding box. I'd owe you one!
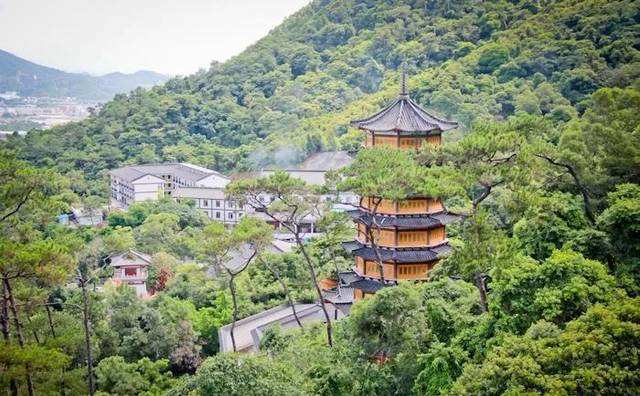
[95,356,175,396]
[5,0,638,198]
[451,298,640,395]
[491,249,622,334]
[170,353,304,396]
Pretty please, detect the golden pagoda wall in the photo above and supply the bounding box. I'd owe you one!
[355,256,435,282]
[352,128,447,291]
[360,197,444,215]
[357,225,447,248]
[364,133,442,149]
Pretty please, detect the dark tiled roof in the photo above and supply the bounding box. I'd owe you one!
[336,271,386,293]
[350,278,385,293]
[351,93,457,133]
[323,287,355,304]
[344,240,451,263]
[355,246,439,263]
[338,271,361,286]
[297,151,353,171]
[109,163,225,183]
[108,167,152,182]
[430,212,462,225]
[350,210,443,229]
[431,243,452,256]
[342,240,362,253]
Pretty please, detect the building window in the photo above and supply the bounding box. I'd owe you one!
[238,213,243,218]
[228,212,234,219]
[216,212,221,219]
[216,200,221,207]
[124,268,137,277]
[203,199,208,207]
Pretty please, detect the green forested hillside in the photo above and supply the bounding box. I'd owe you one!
[5,0,639,196]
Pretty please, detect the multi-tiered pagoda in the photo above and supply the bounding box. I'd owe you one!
[330,69,459,304]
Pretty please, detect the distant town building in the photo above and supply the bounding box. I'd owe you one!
[108,163,245,225]
[172,186,245,225]
[70,206,104,226]
[107,250,152,297]
[58,206,105,227]
[230,151,359,233]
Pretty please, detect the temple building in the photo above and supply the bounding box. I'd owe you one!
[326,69,460,306]
[107,250,152,297]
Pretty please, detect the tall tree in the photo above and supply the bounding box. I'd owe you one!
[338,147,424,282]
[199,217,270,352]
[0,150,70,395]
[227,171,334,346]
[416,116,534,214]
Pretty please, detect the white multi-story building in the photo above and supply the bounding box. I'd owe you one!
[172,186,245,224]
[108,163,245,225]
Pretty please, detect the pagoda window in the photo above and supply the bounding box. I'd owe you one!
[427,134,442,145]
[365,134,374,147]
[365,261,380,275]
[427,198,443,213]
[124,267,137,277]
[428,227,445,245]
[375,136,398,148]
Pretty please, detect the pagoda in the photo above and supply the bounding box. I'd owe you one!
[330,67,459,303]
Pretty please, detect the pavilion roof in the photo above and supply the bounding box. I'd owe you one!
[347,209,461,229]
[342,240,452,263]
[351,66,457,133]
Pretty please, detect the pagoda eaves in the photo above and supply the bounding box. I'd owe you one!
[350,95,457,133]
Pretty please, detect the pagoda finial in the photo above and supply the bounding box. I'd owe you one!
[400,62,408,97]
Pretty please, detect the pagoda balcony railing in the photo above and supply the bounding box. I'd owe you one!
[353,264,429,282]
[115,274,147,282]
[356,235,449,249]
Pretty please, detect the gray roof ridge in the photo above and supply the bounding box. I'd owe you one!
[350,97,400,126]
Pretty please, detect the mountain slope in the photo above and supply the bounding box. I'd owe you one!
[0,49,168,100]
[5,0,640,196]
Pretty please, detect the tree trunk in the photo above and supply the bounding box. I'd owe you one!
[79,278,95,396]
[566,166,596,225]
[294,234,333,347]
[474,273,489,313]
[228,272,238,352]
[45,305,56,338]
[259,258,302,328]
[367,198,386,283]
[26,314,41,344]
[472,185,492,215]
[2,278,19,396]
[535,154,595,225]
[1,279,10,342]
[4,277,34,396]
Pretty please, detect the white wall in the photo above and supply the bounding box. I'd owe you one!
[133,175,164,202]
[196,173,230,188]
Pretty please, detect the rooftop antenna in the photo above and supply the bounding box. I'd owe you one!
[400,61,408,97]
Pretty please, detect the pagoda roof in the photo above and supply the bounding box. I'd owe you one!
[351,66,457,133]
[323,287,355,305]
[337,271,388,293]
[342,240,452,263]
[347,209,461,229]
